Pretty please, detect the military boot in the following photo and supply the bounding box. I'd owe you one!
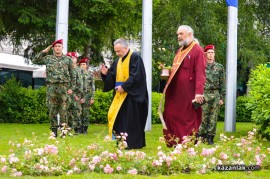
[199,134,207,143]
[82,126,88,134]
[52,128,58,137]
[207,135,214,145]
[74,127,81,135]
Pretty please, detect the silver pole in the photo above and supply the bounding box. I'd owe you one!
[225,6,238,132]
[56,0,69,54]
[142,0,152,131]
[56,0,69,126]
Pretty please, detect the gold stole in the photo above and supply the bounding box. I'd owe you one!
[107,50,133,138]
[163,41,196,94]
[158,41,196,130]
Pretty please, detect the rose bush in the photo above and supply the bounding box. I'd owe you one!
[0,128,269,177]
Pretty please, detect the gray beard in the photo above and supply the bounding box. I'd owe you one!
[178,39,189,47]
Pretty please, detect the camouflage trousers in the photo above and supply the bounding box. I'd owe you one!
[46,83,70,129]
[67,94,82,129]
[81,98,90,127]
[199,90,221,136]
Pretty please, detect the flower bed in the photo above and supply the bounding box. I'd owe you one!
[0,127,269,177]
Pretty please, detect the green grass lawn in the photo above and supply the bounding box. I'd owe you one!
[0,122,269,178]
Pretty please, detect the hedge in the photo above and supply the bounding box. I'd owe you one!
[0,78,252,124]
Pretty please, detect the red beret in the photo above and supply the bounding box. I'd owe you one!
[66,52,78,58]
[204,44,215,52]
[79,57,89,64]
[52,39,63,47]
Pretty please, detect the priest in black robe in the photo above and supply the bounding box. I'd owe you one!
[100,38,148,149]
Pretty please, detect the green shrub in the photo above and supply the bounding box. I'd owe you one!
[218,95,251,122]
[236,95,252,122]
[0,78,48,123]
[246,64,270,140]
[151,92,162,124]
[89,90,113,124]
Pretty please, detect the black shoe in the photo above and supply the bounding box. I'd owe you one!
[74,128,81,135]
[52,128,57,137]
[82,126,88,134]
[198,134,207,143]
[207,135,214,145]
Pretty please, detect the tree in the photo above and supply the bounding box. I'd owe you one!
[0,0,143,65]
[151,0,270,92]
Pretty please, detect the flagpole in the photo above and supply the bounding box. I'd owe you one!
[225,0,238,132]
[142,0,153,131]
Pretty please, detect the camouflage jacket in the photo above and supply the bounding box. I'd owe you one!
[82,70,95,100]
[204,62,226,101]
[32,52,76,90]
[72,66,84,98]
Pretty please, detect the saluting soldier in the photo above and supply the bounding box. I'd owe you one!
[198,44,226,145]
[66,52,84,134]
[79,57,95,134]
[32,39,76,137]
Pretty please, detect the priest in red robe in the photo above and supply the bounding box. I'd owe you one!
[163,25,206,147]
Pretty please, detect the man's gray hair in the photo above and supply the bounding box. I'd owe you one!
[114,38,129,47]
[177,25,194,37]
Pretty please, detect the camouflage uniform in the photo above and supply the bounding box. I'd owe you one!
[32,52,75,131]
[199,62,225,141]
[81,70,95,133]
[67,66,84,132]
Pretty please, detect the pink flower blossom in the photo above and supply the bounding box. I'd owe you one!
[8,153,19,164]
[89,164,95,171]
[187,148,197,156]
[152,160,162,167]
[233,153,241,158]
[44,144,58,155]
[67,170,73,175]
[13,171,22,176]
[1,166,7,173]
[73,166,80,173]
[128,168,137,175]
[201,148,216,157]
[87,144,98,150]
[92,156,101,164]
[69,158,76,166]
[210,157,216,164]
[135,151,146,160]
[81,157,89,164]
[116,166,122,171]
[198,165,207,174]
[220,152,228,160]
[0,157,6,163]
[165,156,173,166]
[103,164,114,174]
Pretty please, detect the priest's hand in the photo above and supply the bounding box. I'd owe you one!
[100,64,108,75]
[42,45,52,53]
[115,86,125,93]
[194,94,204,104]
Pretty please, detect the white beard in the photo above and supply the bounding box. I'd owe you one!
[178,38,193,47]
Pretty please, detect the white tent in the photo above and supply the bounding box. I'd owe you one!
[0,53,45,78]
[33,66,46,78]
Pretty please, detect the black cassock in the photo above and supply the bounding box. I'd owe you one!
[101,51,149,149]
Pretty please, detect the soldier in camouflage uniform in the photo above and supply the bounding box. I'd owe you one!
[198,45,225,145]
[78,57,95,134]
[66,52,84,134]
[32,39,75,137]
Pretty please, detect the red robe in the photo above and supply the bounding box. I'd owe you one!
[163,43,206,147]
